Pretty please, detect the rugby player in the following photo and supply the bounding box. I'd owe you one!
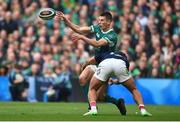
[77,51,152,116]
[55,11,126,115]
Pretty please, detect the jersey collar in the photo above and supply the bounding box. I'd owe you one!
[101,28,113,34]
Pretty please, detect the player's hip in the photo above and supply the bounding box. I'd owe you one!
[99,58,127,70]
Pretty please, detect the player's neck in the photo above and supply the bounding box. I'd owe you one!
[102,27,111,32]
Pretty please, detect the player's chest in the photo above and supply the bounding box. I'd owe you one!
[95,31,105,40]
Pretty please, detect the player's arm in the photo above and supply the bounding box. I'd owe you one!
[81,56,96,72]
[81,56,96,71]
[72,34,108,47]
[55,11,91,35]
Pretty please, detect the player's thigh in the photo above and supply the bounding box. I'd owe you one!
[112,59,131,83]
[94,60,112,82]
[122,77,137,92]
[79,65,95,85]
[96,84,107,101]
[89,76,104,91]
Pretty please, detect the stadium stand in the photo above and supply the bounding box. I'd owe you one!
[0,0,179,102]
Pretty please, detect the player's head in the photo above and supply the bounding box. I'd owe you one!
[98,11,113,31]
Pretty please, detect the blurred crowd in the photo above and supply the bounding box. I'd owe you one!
[0,0,179,82]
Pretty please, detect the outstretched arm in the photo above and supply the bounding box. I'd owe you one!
[72,33,108,47]
[54,11,91,35]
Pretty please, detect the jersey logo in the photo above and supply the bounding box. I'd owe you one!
[96,33,100,38]
[108,34,113,39]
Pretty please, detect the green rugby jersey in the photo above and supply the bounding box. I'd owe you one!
[90,24,117,56]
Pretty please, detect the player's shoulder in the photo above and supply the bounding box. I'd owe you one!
[105,29,117,35]
[90,24,100,32]
[105,30,118,39]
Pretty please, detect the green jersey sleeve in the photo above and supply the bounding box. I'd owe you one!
[90,25,99,33]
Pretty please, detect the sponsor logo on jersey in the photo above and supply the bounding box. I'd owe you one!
[96,33,100,38]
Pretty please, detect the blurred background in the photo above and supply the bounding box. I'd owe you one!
[0,0,179,104]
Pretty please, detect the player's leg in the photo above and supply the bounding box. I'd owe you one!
[95,59,127,115]
[79,65,96,110]
[110,58,151,116]
[84,59,126,116]
[81,63,126,115]
[96,83,107,101]
[122,78,152,116]
[83,76,104,116]
[96,83,126,115]
[84,60,110,116]
[79,65,95,86]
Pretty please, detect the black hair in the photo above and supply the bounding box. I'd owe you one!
[100,11,113,22]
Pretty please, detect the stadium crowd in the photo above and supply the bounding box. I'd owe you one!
[0,0,179,100]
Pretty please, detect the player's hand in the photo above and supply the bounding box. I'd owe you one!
[108,77,119,85]
[71,33,83,42]
[54,11,66,21]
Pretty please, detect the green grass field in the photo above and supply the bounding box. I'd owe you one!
[0,102,180,121]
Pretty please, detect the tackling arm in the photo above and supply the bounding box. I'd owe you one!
[81,56,96,72]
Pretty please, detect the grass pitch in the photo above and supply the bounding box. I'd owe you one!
[0,102,180,121]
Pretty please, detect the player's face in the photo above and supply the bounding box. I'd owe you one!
[98,16,111,31]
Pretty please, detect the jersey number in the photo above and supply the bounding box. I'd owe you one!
[96,68,101,75]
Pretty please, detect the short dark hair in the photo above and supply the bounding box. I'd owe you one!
[100,11,113,22]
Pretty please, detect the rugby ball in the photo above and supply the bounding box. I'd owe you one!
[38,8,56,20]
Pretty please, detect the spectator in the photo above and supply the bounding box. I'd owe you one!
[46,64,72,102]
[29,62,42,76]
[150,68,160,78]
[137,53,148,77]
[9,64,29,101]
[0,0,179,85]
[0,65,8,76]
[1,11,18,34]
[173,48,180,78]
[162,65,174,78]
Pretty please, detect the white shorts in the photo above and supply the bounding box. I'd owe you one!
[94,58,131,83]
[86,65,97,72]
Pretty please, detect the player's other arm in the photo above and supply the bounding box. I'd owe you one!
[72,34,108,47]
[55,11,91,35]
[84,56,96,66]
[81,56,96,72]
